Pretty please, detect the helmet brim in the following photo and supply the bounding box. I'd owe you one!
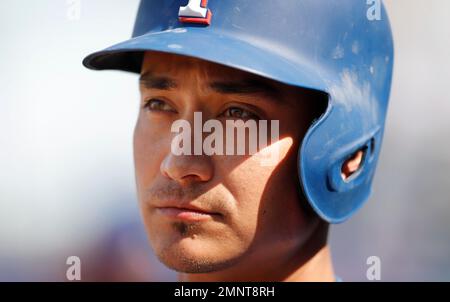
[82,27,327,93]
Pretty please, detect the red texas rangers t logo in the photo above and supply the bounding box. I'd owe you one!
[178,0,212,25]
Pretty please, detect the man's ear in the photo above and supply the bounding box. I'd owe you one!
[341,150,364,181]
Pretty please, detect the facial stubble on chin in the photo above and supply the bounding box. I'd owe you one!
[161,221,214,273]
[172,221,199,237]
[156,221,240,274]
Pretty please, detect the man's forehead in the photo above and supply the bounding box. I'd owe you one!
[141,51,253,81]
[140,51,311,101]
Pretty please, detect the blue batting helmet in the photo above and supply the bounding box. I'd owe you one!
[83,0,394,223]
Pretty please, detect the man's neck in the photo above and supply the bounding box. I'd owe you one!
[282,245,335,281]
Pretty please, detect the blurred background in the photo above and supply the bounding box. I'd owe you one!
[0,0,449,281]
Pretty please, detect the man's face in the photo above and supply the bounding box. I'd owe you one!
[134,52,322,274]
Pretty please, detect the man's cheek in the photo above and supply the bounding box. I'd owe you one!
[133,134,167,198]
[223,137,294,201]
[134,119,169,162]
[253,137,294,168]
[134,111,170,139]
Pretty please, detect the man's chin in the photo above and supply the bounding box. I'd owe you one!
[152,238,241,274]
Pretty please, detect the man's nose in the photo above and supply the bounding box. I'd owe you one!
[160,152,214,185]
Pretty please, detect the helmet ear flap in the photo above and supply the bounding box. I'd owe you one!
[299,117,383,224]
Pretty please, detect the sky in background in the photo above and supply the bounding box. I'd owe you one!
[0,0,449,281]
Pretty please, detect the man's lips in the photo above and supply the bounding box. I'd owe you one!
[154,204,222,222]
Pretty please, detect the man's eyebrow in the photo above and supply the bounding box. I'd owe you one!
[139,72,177,90]
[209,79,280,97]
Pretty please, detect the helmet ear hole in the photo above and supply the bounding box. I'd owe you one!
[341,149,365,181]
[370,138,376,157]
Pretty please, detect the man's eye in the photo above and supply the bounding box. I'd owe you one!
[143,98,176,112]
[222,107,260,120]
